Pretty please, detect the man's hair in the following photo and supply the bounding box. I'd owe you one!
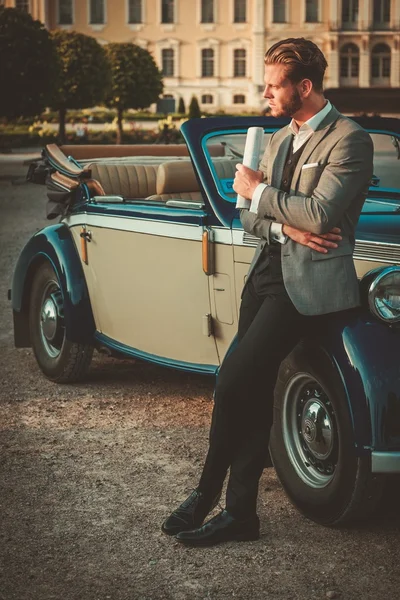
[264,38,328,92]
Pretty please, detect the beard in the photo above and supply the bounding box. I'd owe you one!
[269,87,303,118]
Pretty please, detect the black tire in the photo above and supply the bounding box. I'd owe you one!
[29,262,93,383]
[270,343,383,526]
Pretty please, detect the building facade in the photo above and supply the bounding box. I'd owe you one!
[3,0,400,113]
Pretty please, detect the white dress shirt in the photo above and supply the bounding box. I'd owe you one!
[237,100,332,242]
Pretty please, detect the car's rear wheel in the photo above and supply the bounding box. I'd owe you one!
[270,345,383,526]
[29,262,93,382]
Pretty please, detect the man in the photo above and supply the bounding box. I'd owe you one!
[161,38,373,547]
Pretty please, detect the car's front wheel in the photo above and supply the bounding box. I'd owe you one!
[29,262,93,383]
[270,345,383,526]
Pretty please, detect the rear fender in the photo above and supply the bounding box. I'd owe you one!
[12,224,95,347]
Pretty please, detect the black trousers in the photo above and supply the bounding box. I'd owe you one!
[197,278,311,518]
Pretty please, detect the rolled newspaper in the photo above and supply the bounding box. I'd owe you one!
[236,126,264,209]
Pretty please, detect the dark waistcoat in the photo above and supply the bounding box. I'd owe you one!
[250,135,310,297]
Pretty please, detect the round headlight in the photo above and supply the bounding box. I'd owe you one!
[368,266,400,323]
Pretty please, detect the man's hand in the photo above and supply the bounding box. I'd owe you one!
[282,225,342,253]
[233,164,263,200]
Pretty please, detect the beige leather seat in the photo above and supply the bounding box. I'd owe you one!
[147,161,203,202]
[88,163,159,198]
[212,158,237,199]
[213,158,237,180]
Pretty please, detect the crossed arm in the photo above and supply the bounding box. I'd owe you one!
[234,130,373,252]
[240,207,342,253]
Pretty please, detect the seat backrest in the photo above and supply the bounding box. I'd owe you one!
[88,163,159,198]
[146,160,203,203]
[156,160,200,195]
[212,158,237,180]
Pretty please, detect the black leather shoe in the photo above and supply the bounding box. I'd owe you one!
[175,509,260,547]
[161,489,221,536]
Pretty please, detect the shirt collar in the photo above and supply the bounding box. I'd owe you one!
[289,100,332,135]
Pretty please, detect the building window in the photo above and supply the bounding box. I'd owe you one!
[233,49,246,77]
[58,0,73,25]
[15,0,29,11]
[305,0,319,22]
[201,94,213,104]
[161,0,174,23]
[233,94,245,104]
[339,43,359,84]
[128,0,142,23]
[201,48,214,77]
[234,0,246,22]
[373,0,391,27]
[90,0,105,24]
[201,0,214,23]
[371,43,391,81]
[341,0,358,28]
[273,0,286,23]
[162,48,174,76]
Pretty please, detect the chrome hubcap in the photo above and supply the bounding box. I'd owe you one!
[282,373,338,488]
[41,297,58,342]
[301,399,333,460]
[39,284,64,359]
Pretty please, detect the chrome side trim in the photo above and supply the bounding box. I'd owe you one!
[64,213,203,242]
[353,240,400,264]
[371,451,400,473]
[241,233,400,264]
[242,232,259,247]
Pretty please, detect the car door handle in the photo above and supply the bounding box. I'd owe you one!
[202,228,215,276]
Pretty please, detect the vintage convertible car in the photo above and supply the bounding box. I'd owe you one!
[11,116,400,526]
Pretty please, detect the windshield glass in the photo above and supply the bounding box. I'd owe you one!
[370,132,400,189]
[203,129,400,202]
[203,130,273,202]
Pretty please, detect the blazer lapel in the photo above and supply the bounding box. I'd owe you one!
[291,106,340,190]
[270,132,293,188]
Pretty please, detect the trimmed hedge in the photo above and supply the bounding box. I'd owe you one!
[0,127,184,149]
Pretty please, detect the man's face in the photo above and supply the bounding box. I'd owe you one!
[263,64,303,118]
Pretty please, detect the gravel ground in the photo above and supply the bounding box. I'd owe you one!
[1,154,400,600]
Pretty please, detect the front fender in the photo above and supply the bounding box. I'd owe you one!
[12,223,95,346]
[224,307,400,457]
[313,309,400,454]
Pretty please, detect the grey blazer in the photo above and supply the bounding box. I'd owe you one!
[240,106,374,316]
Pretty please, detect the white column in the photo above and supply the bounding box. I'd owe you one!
[393,0,400,28]
[327,36,339,88]
[359,36,370,87]
[252,0,265,86]
[391,36,400,87]
[41,0,49,28]
[361,0,371,30]
[250,0,265,110]
[329,0,339,30]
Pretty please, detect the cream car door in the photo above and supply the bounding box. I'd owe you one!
[67,205,219,372]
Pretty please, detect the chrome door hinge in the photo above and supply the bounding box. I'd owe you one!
[202,314,213,337]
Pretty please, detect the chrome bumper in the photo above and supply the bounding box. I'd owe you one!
[371,451,400,473]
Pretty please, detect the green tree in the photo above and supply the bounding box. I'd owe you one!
[188,96,201,119]
[0,7,58,119]
[52,30,111,143]
[177,97,186,115]
[105,43,163,144]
